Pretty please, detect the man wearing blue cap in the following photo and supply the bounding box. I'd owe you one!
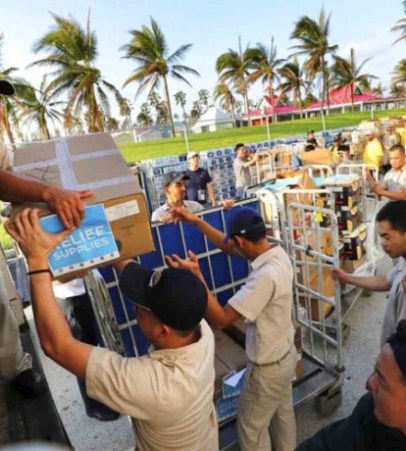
[167,206,297,451]
[0,79,93,398]
[5,207,218,451]
[296,318,406,450]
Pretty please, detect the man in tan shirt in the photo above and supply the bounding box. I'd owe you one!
[6,209,218,451]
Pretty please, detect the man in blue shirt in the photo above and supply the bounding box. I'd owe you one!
[185,151,216,206]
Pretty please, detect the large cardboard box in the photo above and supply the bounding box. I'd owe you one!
[299,149,335,166]
[12,133,154,275]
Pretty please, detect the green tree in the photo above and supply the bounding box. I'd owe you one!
[0,33,19,147]
[392,59,406,95]
[137,102,152,126]
[213,83,237,125]
[246,37,284,120]
[372,82,385,97]
[119,97,132,129]
[216,37,254,126]
[31,12,124,133]
[174,90,187,119]
[278,57,306,117]
[291,8,338,113]
[122,17,199,138]
[15,76,64,140]
[330,48,377,111]
[392,1,406,44]
[197,89,210,114]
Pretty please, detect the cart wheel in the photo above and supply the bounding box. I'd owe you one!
[315,385,343,417]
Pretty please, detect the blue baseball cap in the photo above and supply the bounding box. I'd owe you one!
[225,207,266,240]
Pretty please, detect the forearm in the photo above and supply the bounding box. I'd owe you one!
[29,271,77,363]
[379,189,406,201]
[193,216,237,255]
[343,275,389,292]
[0,170,54,203]
[207,183,216,205]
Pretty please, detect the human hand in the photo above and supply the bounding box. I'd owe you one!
[220,199,235,210]
[330,267,351,283]
[164,250,204,281]
[169,207,200,225]
[5,208,71,269]
[43,187,93,230]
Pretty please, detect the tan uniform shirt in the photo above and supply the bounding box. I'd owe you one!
[86,320,218,451]
[228,245,294,364]
[383,165,406,193]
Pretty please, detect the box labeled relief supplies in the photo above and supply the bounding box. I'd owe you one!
[40,204,119,276]
[342,224,367,260]
[12,133,154,277]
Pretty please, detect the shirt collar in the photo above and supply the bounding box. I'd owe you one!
[251,245,279,271]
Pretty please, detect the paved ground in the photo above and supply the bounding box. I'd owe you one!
[24,256,391,450]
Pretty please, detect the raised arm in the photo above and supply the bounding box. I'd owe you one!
[5,209,94,379]
[0,170,93,229]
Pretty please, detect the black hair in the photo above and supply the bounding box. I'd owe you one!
[376,200,406,233]
[389,144,405,154]
[174,324,200,338]
[235,143,245,152]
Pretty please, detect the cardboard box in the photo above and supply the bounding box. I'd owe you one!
[299,149,335,166]
[342,253,368,273]
[12,133,154,276]
[337,205,362,234]
[298,267,335,321]
[342,225,367,260]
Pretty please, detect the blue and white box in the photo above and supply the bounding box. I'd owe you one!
[40,204,119,276]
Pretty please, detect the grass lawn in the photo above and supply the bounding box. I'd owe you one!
[118,108,406,163]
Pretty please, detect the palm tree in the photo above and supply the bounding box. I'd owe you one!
[290,8,338,113]
[137,102,152,126]
[391,59,406,95]
[330,48,377,111]
[31,12,124,133]
[118,97,132,129]
[121,17,199,138]
[197,89,210,114]
[278,57,306,118]
[216,37,254,126]
[372,82,385,97]
[392,1,406,44]
[246,37,284,120]
[0,33,20,147]
[15,76,64,140]
[174,91,187,118]
[213,82,237,125]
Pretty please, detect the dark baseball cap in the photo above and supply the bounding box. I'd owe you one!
[225,207,266,240]
[0,80,15,96]
[119,262,208,331]
[162,171,190,187]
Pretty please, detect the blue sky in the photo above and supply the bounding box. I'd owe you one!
[1,0,404,117]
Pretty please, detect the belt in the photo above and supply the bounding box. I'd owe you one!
[249,346,292,367]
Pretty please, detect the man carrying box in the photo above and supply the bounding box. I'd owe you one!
[167,206,297,451]
[6,209,218,451]
[0,79,93,397]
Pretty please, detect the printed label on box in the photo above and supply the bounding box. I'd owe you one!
[40,204,119,276]
[105,200,140,222]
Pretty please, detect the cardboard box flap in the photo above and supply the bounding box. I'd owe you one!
[13,133,139,205]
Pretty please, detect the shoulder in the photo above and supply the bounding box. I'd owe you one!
[185,200,204,212]
[151,204,168,221]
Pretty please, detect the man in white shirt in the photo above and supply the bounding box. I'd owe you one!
[367,144,406,201]
[151,171,203,222]
[6,210,218,451]
[167,206,297,451]
[233,143,258,199]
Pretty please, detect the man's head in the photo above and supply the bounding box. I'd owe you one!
[365,129,375,141]
[307,130,315,139]
[389,144,406,170]
[187,151,200,170]
[376,201,406,258]
[162,171,189,205]
[235,143,247,159]
[226,207,267,258]
[119,262,208,347]
[366,320,406,431]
